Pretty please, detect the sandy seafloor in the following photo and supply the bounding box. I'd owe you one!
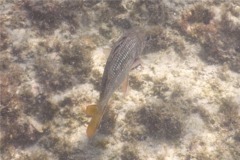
[0,0,240,159]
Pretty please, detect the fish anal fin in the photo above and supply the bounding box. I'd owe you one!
[85,104,98,116]
[86,114,102,138]
[122,75,129,97]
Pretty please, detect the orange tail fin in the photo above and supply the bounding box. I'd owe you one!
[85,105,103,138]
[86,104,98,116]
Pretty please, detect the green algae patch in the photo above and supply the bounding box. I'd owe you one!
[125,100,185,141]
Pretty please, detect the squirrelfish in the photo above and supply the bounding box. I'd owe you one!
[86,28,146,138]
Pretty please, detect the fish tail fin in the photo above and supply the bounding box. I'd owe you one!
[86,104,98,116]
[87,113,102,138]
[85,104,103,138]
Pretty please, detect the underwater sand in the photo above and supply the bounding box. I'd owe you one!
[0,0,240,159]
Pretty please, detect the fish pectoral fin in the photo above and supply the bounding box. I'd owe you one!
[87,113,102,138]
[103,47,111,57]
[121,75,129,97]
[85,104,98,117]
[131,58,143,70]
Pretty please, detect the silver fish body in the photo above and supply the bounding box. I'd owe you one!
[99,29,146,111]
[86,28,146,138]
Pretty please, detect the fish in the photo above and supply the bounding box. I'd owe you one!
[86,28,146,138]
